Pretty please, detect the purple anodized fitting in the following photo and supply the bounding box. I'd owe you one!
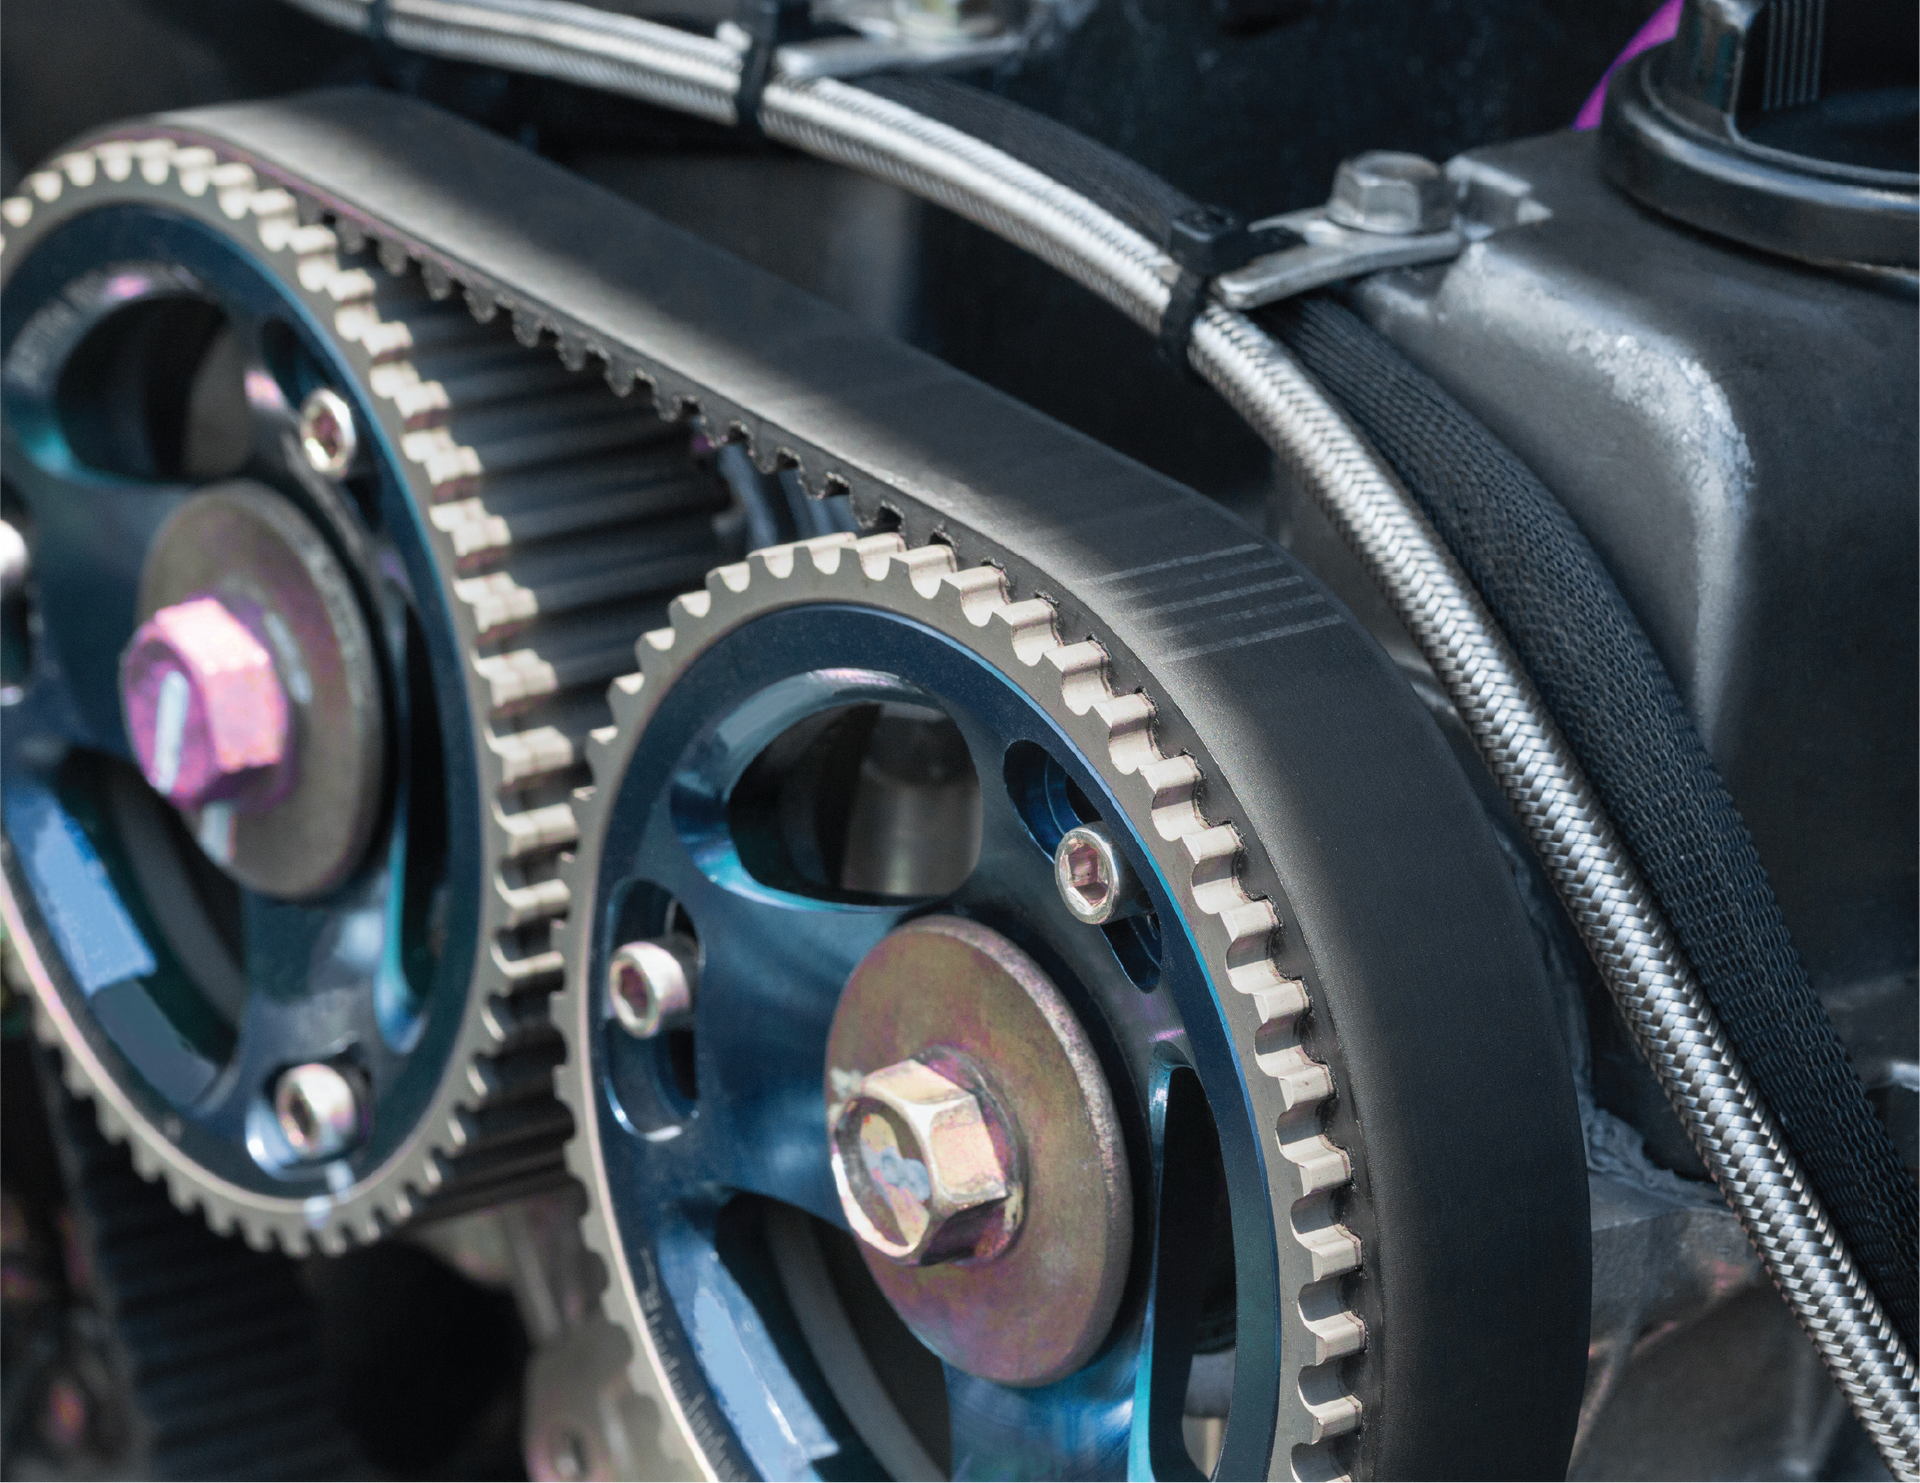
[120,595,291,811]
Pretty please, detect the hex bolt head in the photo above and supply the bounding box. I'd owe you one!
[1054,822,1148,925]
[608,935,698,1039]
[298,387,359,478]
[892,0,1002,41]
[273,1062,363,1162]
[831,1055,1022,1266]
[1327,150,1454,236]
[119,595,291,811]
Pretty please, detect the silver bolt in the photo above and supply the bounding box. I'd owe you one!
[1054,822,1148,925]
[0,519,27,598]
[274,1062,363,1161]
[298,387,358,477]
[830,1056,1021,1266]
[1327,151,1454,236]
[607,935,697,1038]
[892,0,1002,42]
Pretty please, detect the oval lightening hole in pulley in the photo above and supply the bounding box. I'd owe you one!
[755,1199,952,1478]
[1105,911,1164,992]
[54,297,251,479]
[728,702,981,902]
[383,609,455,1050]
[1157,1068,1237,1476]
[55,752,239,1084]
[1006,740,1164,989]
[1003,738,1097,853]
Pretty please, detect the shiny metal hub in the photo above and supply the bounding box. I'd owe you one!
[826,915,1128,1385]
[120,593,292,812]
[126,481,385,900]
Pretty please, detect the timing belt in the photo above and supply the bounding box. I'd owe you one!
[36,1050,366,1480]
[91,80,1916,1356]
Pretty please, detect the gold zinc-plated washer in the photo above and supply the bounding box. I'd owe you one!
[825,914,1130,1388]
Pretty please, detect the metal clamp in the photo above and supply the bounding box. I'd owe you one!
[1212,209,1463,310]
[1213,151,1467,311]
[1209,151,1558,311]
[774,30,1022,80]
[755,0,1071,81]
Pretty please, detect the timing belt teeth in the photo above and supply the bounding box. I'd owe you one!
[37,1063,367,1477]
[333,250,728,1219]
[303,245,721,1214]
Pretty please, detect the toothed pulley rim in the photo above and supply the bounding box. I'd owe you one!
[555,532,1386,1478]
[0,133,726,1253]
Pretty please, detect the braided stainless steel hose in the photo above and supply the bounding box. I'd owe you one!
[1188,307,1920,1473]
[271,0,1920,1466]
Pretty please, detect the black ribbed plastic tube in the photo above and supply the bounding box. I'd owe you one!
[1264,293,1919,1351]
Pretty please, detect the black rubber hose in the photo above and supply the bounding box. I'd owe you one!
[1263,293,1919,1350]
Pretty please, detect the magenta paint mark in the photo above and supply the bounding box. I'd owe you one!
[1574,0,1684,130]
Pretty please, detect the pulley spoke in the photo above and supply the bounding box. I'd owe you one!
[1,430,196,752]
[606,833,906,1223]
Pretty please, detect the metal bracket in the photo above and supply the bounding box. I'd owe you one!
[1209,151,1559,311]
[756,0,1078,81]
[1210,207,1463,311]
[774,30,1022,80]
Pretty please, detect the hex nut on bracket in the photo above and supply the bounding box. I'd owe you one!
[1328,150,1454,236]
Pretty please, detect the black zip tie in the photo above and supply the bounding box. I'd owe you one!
[735,0,812,136]
[1157,205,1299,374]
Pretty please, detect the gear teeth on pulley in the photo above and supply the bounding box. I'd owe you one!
[2,136,729,1255]
[9,133,1370,1471]
[553,530,1370,1479]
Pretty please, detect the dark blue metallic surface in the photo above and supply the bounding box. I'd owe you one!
[588,604,1280,1480]
[0,203,481,1199]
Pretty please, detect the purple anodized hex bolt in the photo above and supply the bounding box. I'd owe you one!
[120,595,291,811]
